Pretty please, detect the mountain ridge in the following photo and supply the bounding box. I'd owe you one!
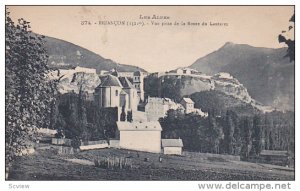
[190,42,294,111]
[41,35,147,73]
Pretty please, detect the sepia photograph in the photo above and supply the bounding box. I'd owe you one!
[5,5,295,182]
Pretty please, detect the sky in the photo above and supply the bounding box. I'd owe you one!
[7,6,294,72]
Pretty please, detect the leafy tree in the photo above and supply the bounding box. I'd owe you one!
[5,10,57,176]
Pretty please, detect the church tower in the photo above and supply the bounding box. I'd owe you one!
[133,71,144,102]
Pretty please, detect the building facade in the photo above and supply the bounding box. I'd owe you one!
[94,74,138,112]
[181,98,195,114]
[116,121,162,153]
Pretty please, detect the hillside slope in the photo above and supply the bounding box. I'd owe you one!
[190,90,260,116]
[43,35,146,73]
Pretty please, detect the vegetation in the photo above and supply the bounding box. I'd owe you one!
[278,14,295,62]
[52,92,118,142]
[144,74,160,98]
[160,108,294,160]
[190,90,259,116]
[144,75,183,102]
[5,10,57,175]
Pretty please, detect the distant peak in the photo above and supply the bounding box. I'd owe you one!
[223,42,235,47]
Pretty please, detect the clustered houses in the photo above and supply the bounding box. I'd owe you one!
[169,67,200,75]
[96,69,162,153]
[145,97,184,121]
[53,66,208,154]
[145,97,207,121]
[95,68,188,154]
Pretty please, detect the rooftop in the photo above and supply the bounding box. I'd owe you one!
[133,71,142,76]
[117,121,162,131]
[182,97,194,104]
[162,139,183,147]
[119,77,135,89]
[260,150,288,156]
[98,74,123,87]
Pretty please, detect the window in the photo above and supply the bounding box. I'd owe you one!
[115,90,118,96]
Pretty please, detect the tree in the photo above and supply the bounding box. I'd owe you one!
[77,89,88,141]
[160,76,183,102]
[223,111,235,155]
[144,74,160,98]
[205,112,222,154]
[233,118,242,155]
[127,110,133,122]
[278,14,295,62]
[240,117,252,160]
[5,9,57,177]
[251,115,262,156]
[160,110,205,152]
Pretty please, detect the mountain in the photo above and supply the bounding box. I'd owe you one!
[42,35,146,73]
[190,42,294,111]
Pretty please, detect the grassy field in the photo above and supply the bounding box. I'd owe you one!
[8,144,294,181]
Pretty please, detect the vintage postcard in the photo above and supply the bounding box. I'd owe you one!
[5,5,295,184]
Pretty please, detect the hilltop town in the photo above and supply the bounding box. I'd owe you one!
[47,66,210,155]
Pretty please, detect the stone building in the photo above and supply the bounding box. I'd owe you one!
[145,97,184,121]
[180,98,195,114]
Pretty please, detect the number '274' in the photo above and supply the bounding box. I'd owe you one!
[81,21,92,25]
